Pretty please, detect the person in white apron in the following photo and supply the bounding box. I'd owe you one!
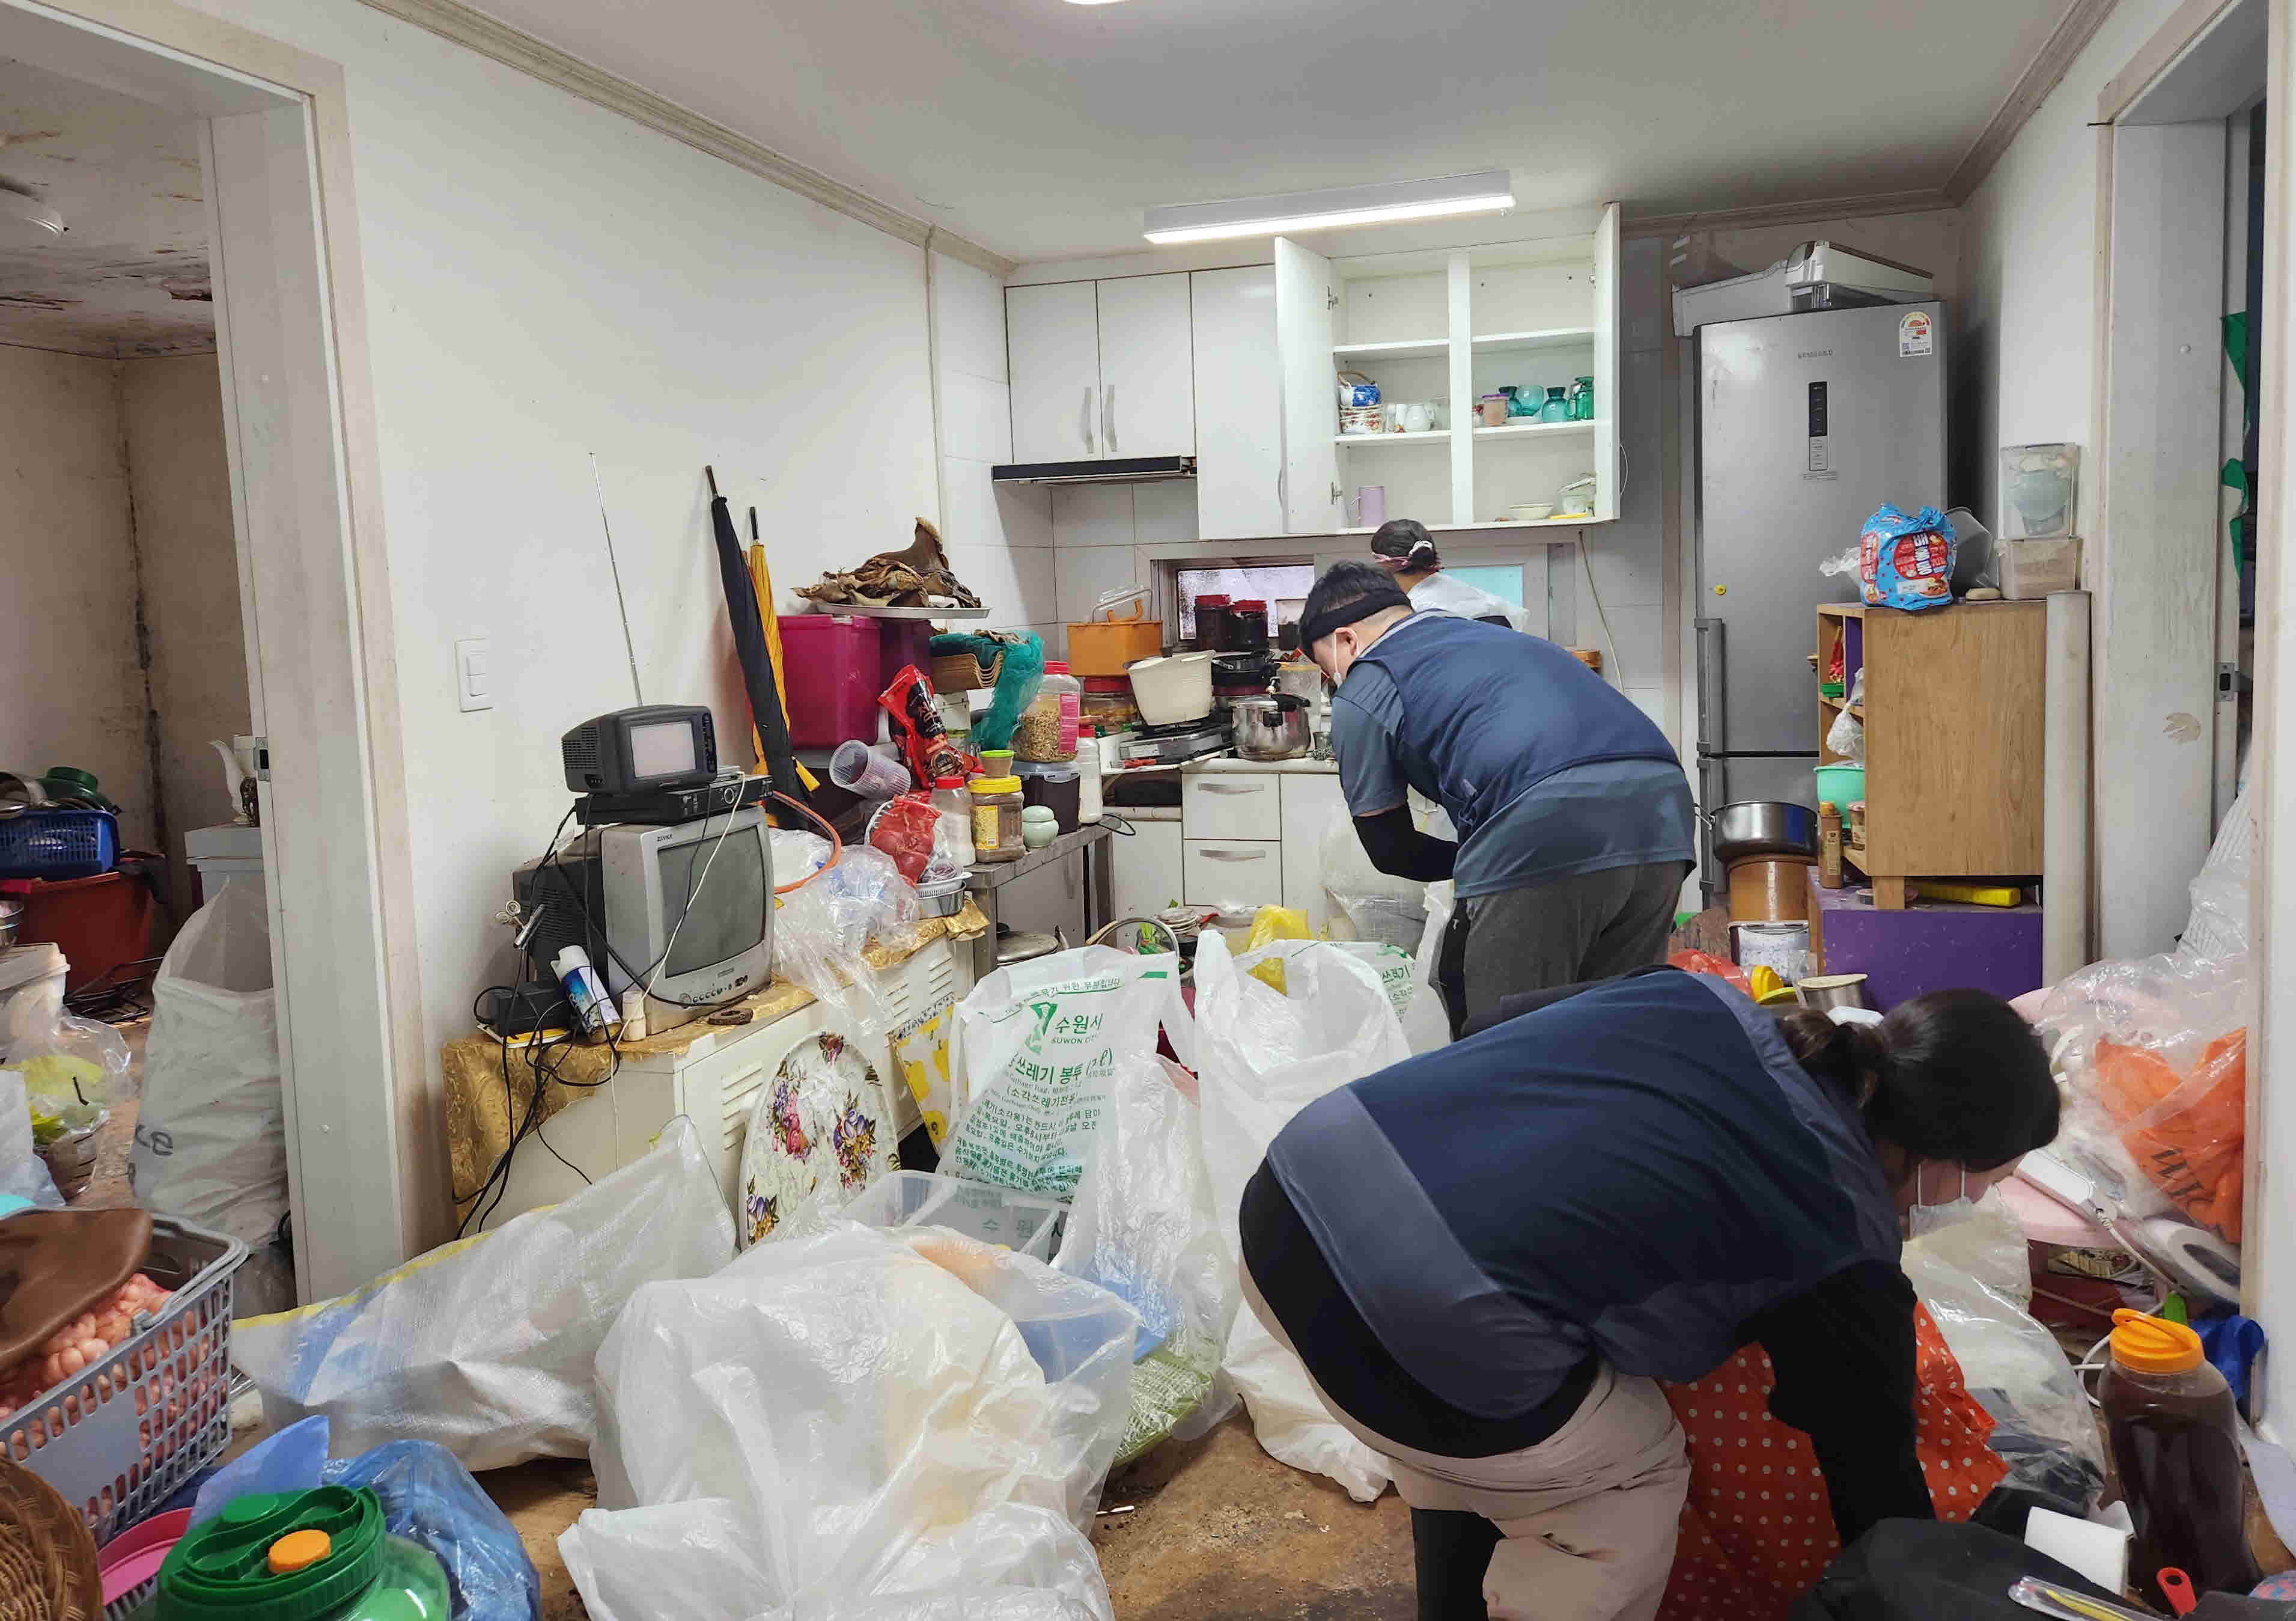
[1371,518,1535,633]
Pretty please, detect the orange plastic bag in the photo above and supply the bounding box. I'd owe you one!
[2095,1030,2247,1242]
[1657,1305,2003,1621]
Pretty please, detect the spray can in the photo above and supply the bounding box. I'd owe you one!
[553,945,618,1036]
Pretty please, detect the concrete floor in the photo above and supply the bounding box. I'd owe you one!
[486,1414,1417,1621]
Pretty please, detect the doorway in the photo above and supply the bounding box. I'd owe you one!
[0,0,422,1299]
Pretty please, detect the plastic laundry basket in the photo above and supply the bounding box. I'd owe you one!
[6,1215,247,1544]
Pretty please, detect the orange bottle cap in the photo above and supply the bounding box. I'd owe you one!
[267,1528,333,1575]
[2110,1307,2204,1375]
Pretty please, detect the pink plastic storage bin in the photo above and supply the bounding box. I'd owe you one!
[777,615,883,748]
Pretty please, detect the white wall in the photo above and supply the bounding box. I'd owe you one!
[930,250,1054,640]
[1958,0,2192,533]
[121,353,247,918]
[155,0,1019,1230]
[0,346,154,848]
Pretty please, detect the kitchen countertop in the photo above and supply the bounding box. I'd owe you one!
[1182,752,1338,775]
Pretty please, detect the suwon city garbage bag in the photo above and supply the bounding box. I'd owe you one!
[233,1117,734,1471]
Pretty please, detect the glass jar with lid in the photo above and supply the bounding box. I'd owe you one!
[1226,599,1270,651]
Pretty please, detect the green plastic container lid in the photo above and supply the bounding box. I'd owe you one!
[154,1488,446,1621]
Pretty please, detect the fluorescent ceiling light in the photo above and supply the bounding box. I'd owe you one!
[1143,170,1513,244]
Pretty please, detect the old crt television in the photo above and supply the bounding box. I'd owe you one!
[512,807,772,1031]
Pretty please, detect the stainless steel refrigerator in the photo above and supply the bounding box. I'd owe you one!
[1693,300,1945,875]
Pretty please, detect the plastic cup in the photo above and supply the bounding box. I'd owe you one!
[830,740,912,798]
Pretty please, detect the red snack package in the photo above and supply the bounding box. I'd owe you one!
[868,793,941,884]
[879,665,970,786]
[1669,948,1753,995]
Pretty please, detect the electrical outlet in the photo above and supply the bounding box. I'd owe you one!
[455,637,493,712]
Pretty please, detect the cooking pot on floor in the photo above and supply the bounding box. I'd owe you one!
[1231,694,1310,760]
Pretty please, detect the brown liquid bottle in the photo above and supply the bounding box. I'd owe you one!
[2098,1308,2261,1607]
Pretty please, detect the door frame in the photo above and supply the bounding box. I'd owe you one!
[0,0,427,1294]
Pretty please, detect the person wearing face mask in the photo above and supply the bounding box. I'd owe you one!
[1371,518,1535,632]
[1299,559,1694,1033]
[1238,972,2059,1621]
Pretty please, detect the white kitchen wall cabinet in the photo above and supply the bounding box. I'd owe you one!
[1096,273,1195,457]
[1005,273,1193,464]
[1190,266,1282,539]
[1007,281,1101,463]
[1275,205,1621,534]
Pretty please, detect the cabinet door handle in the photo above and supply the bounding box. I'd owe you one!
[1082,386,1096,456]
[1199,782,1265,795]
[1103,384,1117,452]
[1202,847,1268,862]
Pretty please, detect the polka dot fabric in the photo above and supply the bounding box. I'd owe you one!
[1654,1304,2005,1621]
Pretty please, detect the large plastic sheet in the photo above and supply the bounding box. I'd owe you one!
[565,1223,1132,1621]
[1901,1194,2107,1513]
[233,1117,734,1471]
[1191,932,1410,1501]
[1053,1057,1238,1463]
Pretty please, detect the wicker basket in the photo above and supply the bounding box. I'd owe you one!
[0,1458,101,1621]
[931,648,1003,694]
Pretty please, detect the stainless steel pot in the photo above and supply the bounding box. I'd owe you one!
[1708,800,1819,863]
[1231,694,1309,760]
[1794,973,1870,1012]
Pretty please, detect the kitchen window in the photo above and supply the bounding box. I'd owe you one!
[1169,561,1316,642]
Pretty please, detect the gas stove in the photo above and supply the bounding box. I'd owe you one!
[1122,716,1232,765]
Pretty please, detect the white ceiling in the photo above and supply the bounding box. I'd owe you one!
[461,0,2070,264]
[0,56,210,358]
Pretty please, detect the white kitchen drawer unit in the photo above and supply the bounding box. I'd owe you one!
[1184,838,1284,912]
[1182,771,1280,841]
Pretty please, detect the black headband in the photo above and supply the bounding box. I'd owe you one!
[1298,583,1410,653]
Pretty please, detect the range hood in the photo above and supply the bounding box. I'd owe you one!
[992,454,1195,486]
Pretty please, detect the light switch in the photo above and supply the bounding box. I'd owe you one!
[455,637,494,712]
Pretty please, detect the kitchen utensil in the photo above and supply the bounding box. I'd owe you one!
[1340,405,1383,436]
[1351,484,1386,526]
[1793,972,1869,1012]
[1725,855,1812,922]
[1392,402,1436,433]
[994,929,1064,966]
[916,876,966,916]
[1508,503,1555,522]
[1066,590,1164,676]
[1128,651,1215,727]
[734,1027,896,1247]
[2000,444,2080,539]
[1707,801,1818,862]
[2006,1577,2151,1620]
[1812,762,1865,805]
[1231,694,1310,761]
[1557,473,1597,516]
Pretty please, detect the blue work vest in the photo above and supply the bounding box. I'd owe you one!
[1349,613,1681,847]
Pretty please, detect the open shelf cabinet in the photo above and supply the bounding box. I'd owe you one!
[1276,206,1618,534]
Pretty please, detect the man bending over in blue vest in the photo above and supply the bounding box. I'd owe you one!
[1299,560,1696,1035]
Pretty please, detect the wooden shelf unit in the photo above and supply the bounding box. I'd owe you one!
[1816,601,2046,909]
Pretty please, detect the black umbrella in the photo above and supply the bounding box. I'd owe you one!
[705,466,807,804]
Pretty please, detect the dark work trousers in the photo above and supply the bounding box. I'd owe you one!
[1434,860,1690,1037]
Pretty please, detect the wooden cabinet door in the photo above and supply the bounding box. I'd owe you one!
[1191,266,1282,538]
[1095,272,1195,457]
[1006,280,1100,462]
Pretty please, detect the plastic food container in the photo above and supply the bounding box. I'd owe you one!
[11,1215,246,1545]
[775,615,883,748]
[1014,662,1080,763]
[1811,763,1865,808]
[838,1171,1063,1259]
[1067,600,1163,677]
[132,1485,449,1621]
[968,777,1025,864]
[2099,1309,2261,1606]
[1014,762,1081,834]
[1731,920,1809,982]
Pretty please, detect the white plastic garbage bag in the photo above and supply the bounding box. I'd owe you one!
[1054,1057,1238,1463]
[1901,1192,2107,1512]
[1317,815,1427,950]
[1192,932,1408,1501]
[233,1116,734,1471]
[0,1070,62,1208]
[133,879,287,1248]
[566,1221,1131,1621]
[940,946,1189,1198]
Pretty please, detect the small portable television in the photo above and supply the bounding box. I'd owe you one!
[519,705,770,1031]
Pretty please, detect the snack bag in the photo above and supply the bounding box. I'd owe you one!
[1857,504,1956,611]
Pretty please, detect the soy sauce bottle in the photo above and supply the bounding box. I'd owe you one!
[2099,1308,2261,1605]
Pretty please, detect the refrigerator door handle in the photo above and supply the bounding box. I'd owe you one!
[1695,617,1725,754]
